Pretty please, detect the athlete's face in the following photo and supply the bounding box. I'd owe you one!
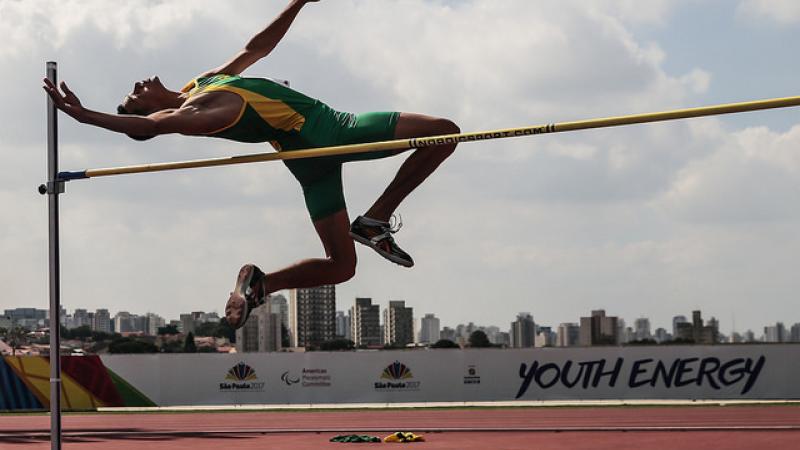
[119,76,170,115]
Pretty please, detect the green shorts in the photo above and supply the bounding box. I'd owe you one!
[281,110,401,221]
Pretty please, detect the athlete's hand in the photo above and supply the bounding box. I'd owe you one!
[42,79,86,122]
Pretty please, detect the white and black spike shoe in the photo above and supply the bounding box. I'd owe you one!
[350,215,414,268]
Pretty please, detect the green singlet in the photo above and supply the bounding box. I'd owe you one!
[183,74,400,221]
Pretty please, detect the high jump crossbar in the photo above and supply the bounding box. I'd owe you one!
[56,95,800,182]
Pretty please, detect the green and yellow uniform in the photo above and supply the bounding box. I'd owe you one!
[182,74,400,221]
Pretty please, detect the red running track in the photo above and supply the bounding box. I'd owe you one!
[1,406,799,449]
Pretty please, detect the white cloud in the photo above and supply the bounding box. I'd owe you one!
[2,0,799,333]
[737,0,800,25]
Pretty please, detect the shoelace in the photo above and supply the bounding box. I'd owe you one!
[388,214,403,234]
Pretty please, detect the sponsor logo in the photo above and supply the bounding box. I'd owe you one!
[374,361,421,391]
[219,362,265,392]
[463,365,481,385]
[281,371,300,386]
[281,368,333,387]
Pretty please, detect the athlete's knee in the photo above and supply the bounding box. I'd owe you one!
[432,118,460,135]
[330,252,356,283]
[333,259,357,283]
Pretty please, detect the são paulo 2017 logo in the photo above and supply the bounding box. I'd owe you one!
[219,362,265,392]
[374,361,421,391]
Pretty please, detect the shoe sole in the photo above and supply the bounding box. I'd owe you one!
[227,264,257,330]
[350,231,414,268]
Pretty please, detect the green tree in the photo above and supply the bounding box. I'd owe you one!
[183,332,197,353]
[71,325,93,341]
[158,324,179,335]
[431,339,460,349]
[7,327,30,355]
[193,322,218,337]
[109,337,158,354]
[468,330,492,348]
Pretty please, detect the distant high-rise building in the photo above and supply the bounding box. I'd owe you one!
[535,326,556,347]
[675,311,717,344]
[94,309,111,333]
[672,315,688,337]
[236,304,282,353]
[743,329,756,343]
[510,313,535,348]
[384,301,414,347]
[4,308,47,330]
[557,323,580,347]
[791,323,800,343]
[71,309,91,329]
[351,298,381,347]
[417,313,441,344]
[654,328,670,343]
[764,322,787,343]
[440,326,456,342]
[179,313,196,334]
[335,310,352,340]
[114,312,133,334]
[290,285,336,348]
[634,318,651,341]
[145,313,165,336]
[579,310,619,346]
[269,294,290,335]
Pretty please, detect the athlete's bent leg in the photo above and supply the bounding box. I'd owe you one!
[225,209,355,327]
[365,112,459,221]
[264,209,357,292]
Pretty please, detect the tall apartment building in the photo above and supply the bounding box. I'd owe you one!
[351,297,381,347]
[417,313,441,344]
[579,310,619,346]
[4,308,47,329]
[557,323,580,347]
[510,313,536,348]
[672,315,688,337]
[236,303,282,353]
[94,309,112,333]
[535,326,556,347]
[145,313,166,336]
[791,323,800,343]
[114,312,134,334]
[675,310,718,344]
[634,318,651,341]
[335,311,352,340]
[269,294,290,335]
[290,285,336,348]
[384,301,414,347]
[764,322,787,343]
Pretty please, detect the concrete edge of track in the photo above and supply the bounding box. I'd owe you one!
[95,399,800,413]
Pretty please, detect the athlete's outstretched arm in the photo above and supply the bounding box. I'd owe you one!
[202,0,320,77]
[43,79,224,137]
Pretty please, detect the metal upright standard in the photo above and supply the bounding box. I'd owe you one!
[43,61,63,450]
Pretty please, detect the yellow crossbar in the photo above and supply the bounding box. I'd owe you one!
[61,95,800,181]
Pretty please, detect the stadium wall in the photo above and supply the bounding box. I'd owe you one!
[2,345,798,410]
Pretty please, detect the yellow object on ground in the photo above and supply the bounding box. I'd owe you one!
[383,431,426,443]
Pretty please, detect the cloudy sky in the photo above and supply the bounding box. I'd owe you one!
[1,0,799,335]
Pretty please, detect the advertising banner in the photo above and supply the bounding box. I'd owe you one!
[94,344,800,407]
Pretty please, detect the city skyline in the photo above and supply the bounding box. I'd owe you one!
[4,298,796,345]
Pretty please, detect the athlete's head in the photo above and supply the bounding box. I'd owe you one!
[117,76,173,141]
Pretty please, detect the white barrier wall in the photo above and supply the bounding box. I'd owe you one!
[101,345,800,406]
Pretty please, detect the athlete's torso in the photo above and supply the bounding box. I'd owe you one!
[182,75,327,144]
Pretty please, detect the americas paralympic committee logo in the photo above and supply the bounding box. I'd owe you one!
[375,361,420,391]
[220,362,265,392]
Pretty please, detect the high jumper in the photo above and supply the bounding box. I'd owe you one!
[43,0,461,330]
